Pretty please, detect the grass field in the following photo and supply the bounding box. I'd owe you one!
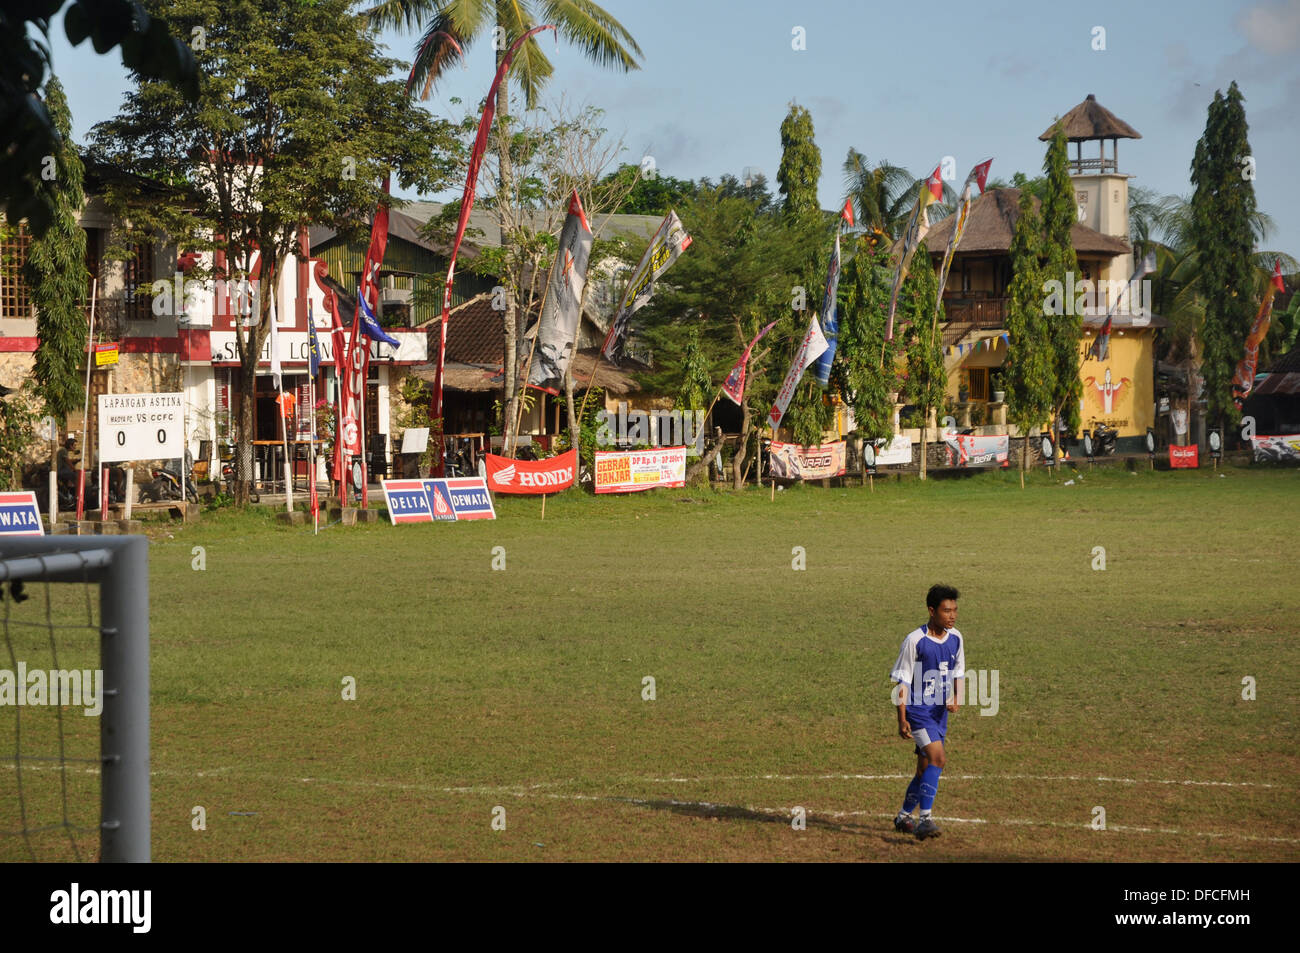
[4,463,1298,862]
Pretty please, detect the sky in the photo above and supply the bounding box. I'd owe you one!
[46,0,1300,258]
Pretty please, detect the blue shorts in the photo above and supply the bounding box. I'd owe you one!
[909,709,948,755]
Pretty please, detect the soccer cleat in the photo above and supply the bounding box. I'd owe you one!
[914,817,942,840]
[893,814,917,834]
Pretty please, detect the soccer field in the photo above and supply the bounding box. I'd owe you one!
[4,464,1298,862]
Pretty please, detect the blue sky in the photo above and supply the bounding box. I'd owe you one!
[48,0,1300,256]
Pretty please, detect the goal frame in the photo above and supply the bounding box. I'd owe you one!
[0,535,150,863]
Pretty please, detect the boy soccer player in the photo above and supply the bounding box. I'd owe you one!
[890,584,964,840]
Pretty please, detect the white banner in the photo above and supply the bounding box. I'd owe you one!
[98,392,185,462]
[872,434,913,466]
[767,316,828,432]
[208,331,426,366]
[594,447,687,493]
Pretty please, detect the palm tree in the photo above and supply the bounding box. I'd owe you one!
[842,148,959,239]
[364,0,643,451]
[842,148,917,237]
[1126,187,1298,434]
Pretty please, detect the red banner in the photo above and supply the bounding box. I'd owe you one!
[1169,444,1199,468]
[484,450,577,494]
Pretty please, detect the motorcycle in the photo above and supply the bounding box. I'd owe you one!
[140,455,198,504]
[219,461,260,503]
[1085,422,1118,457]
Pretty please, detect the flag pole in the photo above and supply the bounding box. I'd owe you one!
[77,278,98,521]
[511,256,558,457]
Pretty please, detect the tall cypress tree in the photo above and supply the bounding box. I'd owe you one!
[28,77,89,424]
[838,236,901,450]
[1005,189,1054,487]
[1191,82,1258,429]
[777,104,820,219]
[902,241,946,479]
[1041,122,1081,438]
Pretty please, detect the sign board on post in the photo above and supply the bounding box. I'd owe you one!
[380,476,496,522]
[93,343,120,367]
[0,492,44,536]
[98,393,185,463]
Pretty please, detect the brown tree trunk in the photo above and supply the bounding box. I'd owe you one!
[235,361,256,506]
[685,427,724,483]
[564,361,579,458]
[732,399,752,490]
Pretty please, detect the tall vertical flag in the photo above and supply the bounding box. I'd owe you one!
[268,262,282,392]
[722,318,780,406]
[307,302,320,532]
[339,181,392,505]
[528,189,594,394]
[812,201,855,387]
[1232,259,1286,407]
[600,210,693,362]
[1089,248,1158,362]
[433,24,558,429]
[767,314,830,433]
[307,301,322,379]
[886,165,944,340]
[933,159,993,324]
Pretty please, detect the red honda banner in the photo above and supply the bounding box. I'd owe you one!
[1169,444,1199,468]
[484,449,577,494]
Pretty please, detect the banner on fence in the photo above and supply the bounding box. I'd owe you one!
[594,447,687,494]
[485,450,576,494]
[1168,444,1199,468]
[872,434,914,466]
[1252,435,1300,463]
[943,432,1010,468]
[769,441,846,480]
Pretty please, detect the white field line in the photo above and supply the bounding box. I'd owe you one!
[628,772,1279,789]
[5,764,1295,845]
[4,765,1279,789]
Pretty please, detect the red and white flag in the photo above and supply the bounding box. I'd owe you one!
[767,314,829,432]
[722,318,779,406]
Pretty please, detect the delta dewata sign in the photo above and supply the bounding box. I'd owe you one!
[380,478,497,524]
[485,450,576,494]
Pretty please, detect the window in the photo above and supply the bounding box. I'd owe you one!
[968,367,990,402]
[123,242,155,321]
[1,223,32,319]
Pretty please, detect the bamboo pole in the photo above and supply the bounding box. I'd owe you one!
[77,279,98,520]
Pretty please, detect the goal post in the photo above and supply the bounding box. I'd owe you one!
[0,535,150,862]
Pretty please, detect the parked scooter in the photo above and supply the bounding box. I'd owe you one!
[140,455,198,504]
[1086,422,1118,457]
[219,461,260,503]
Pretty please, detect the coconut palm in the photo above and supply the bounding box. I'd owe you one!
[363,0,643,453]
[842,149,917,236]
[365,0,642,107]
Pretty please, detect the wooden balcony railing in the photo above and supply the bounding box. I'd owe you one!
[942,296,1009,328]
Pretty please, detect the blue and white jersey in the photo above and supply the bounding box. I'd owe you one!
[890,625,965,718]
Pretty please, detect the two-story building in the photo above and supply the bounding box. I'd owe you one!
[922,94,1164,447]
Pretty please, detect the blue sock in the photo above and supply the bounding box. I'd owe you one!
[899,775,921,816]
[918,764,943,815]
